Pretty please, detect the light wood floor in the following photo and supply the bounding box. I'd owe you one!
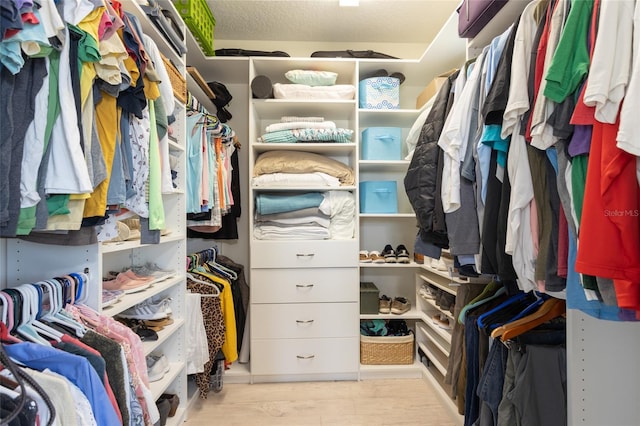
[183,379,457,426]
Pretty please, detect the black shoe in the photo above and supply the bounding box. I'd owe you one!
[382,244,397,263]
[458,264,480,278]
[396,245,410,263]
[155,398,171,426]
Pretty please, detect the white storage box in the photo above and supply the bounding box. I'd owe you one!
[359,77,400,109]
[361,127,402,160]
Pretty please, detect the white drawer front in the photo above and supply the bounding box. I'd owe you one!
[251,337,359,375]
[251,268,359,303]
[250,240,358,268]
[252,303,359,339]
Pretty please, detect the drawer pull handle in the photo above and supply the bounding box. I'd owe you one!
[296,253,315,258]
[296,319,314,324]
[295,284,314,288]
[296,354,315,360]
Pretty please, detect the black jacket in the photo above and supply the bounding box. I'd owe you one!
[404,71,459,249]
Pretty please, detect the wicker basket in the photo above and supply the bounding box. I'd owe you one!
[173,0,216,56]
[160,53,187,104]
[360,333,414,365]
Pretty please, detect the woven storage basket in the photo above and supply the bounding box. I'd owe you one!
[173,0,216,56]
[160,53,187,104]
[360,333,414,365]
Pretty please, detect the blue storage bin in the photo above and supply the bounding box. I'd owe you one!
[361,127,402,160]
[359,181,398,213]
[359,77,400,109]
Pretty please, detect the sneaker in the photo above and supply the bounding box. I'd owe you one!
[369,250,385,264]
[117,297,172,320]
[147,354,170,382]
[102,274,152,294]
[431,257,449,271]
[396,245,410,264]
[432,314,451,330]
[419,285,436,300]
[391,297,410,314]
[102,290,124,308]
[382,244,397,263]
[379,295,391,314]
[359,250,372,263]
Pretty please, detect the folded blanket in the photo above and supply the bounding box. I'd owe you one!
[254,224,330,240]
[252,172,341,187]
[255,192,325,215]
[281,116,325,123]
[259,128,354,144]
[255,207,328,222]
[265,121,336,133]
[253,151,355,185]
[273,83,356,100]
[256,215,330,228]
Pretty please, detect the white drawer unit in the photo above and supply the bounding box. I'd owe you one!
[251,337,360,375]
[251,268,359,303]
[250,240,358,269]
[251,303,359,339]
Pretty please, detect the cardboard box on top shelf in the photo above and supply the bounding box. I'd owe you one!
[415,69,458,109]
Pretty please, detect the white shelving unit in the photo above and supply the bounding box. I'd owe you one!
[1,0,189,423]
[247,57,360,383]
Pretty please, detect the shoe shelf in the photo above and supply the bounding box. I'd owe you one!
[359,261,421,268]
[417,339,448,377]
[101,275,183,317]
[150,361,185,400]
[101,234,185,254]
[360,307,423,320]
[418,272,459,296]
[141,318,186,356]
[417,320,451,353]
[165,408,187,426]
[420,295,456,323]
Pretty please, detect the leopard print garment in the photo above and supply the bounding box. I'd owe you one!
[187,275,226,398]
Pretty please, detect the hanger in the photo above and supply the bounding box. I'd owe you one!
[476,291,530,330]
[458,284,506,324]
[38,280,86,337]
[498,298,566,342]
[186,272,221,296]
[12,287,53,346]
[17,285,63,343]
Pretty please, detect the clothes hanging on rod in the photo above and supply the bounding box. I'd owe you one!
[0,268,165,426]
[184,107,242,239]
[405,0,640,320]
[185,273,225,399]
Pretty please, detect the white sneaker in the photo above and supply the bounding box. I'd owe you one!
[117,297,172,320]
[147,354,170,382]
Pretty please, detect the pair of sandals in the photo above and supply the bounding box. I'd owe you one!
[360,69,406,85]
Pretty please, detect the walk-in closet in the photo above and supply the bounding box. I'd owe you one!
[2,0,640,425]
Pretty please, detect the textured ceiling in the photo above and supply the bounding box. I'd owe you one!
[206,0,460,46]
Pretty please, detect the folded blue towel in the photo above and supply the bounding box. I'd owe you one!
[255,192,325,215]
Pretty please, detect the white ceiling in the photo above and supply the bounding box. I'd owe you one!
[205,0,461,57]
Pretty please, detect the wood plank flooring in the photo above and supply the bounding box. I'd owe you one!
[184,379,457,426]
